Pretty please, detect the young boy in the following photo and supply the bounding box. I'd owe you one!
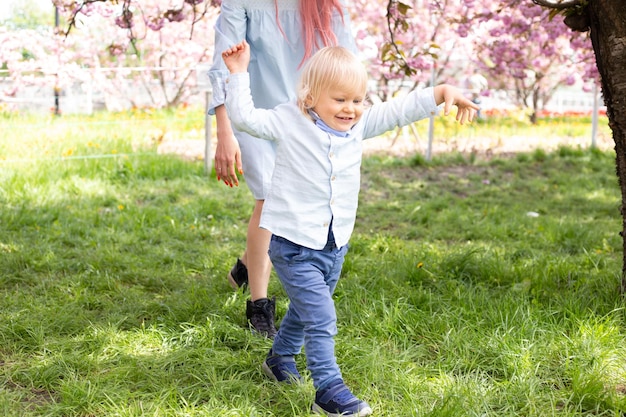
[222,40,478,416]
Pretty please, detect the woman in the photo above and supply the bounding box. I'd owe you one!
[208,0,356,338]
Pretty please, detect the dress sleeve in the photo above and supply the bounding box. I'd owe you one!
[207,0,247,115]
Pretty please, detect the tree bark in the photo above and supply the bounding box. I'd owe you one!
[586,0,626,292]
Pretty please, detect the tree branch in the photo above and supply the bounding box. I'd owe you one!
[531,0,584,10]
[383,0,422,77]
[385,0,412,73]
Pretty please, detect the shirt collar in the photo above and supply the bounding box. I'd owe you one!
[308,110,351,138]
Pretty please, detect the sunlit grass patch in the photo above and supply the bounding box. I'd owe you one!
[0,110,624,416]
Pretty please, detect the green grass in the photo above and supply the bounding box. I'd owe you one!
[0,109,624,416]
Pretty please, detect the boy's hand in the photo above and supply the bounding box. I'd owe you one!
[222,40,250,74]
[434,84,480,124]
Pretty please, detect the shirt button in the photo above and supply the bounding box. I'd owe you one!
[329,152,334,158]
[331,176,336,181]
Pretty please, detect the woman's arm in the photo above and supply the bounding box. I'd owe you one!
[208,0,247,187]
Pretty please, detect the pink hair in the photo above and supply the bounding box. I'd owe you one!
[275,0,345,67]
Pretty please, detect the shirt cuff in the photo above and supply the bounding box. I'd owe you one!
[208,70,229,115]
[419,86,440,116]
[225,72,250,91]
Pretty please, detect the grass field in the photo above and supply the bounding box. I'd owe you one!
[1,108,625,416]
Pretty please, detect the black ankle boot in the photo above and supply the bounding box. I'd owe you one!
[227,258,249,289]
[246,296,278,338]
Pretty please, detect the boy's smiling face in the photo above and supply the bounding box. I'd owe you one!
[312,87,365,132]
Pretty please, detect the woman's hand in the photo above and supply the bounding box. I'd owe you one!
[214,105,243,187]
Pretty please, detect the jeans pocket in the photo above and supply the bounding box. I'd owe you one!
[270,235,305,264]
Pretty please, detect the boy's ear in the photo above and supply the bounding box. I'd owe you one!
[304,94,314,108]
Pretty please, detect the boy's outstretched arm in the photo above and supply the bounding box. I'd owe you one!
[433,84,480,124]
[222,40,250,74]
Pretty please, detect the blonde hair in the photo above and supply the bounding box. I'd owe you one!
[297,46,368,115]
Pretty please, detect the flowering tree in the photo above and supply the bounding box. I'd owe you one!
[0,25,89,112]
[379,0,595,123]
[469,2,595,123]
[350,0,477,102]
[1,0,219,110]
[3,0,595,114]
[60,0,219,108]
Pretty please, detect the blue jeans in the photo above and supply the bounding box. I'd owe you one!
[268,232,348,390]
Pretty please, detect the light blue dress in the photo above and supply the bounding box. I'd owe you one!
[208,0,356,199]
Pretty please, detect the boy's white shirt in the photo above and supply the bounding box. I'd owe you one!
[225,72,439,250]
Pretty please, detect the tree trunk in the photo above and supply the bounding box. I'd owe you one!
[586,0,626,292]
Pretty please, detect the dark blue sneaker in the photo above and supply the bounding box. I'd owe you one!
[312,379,372,416]
[262,349,303,383]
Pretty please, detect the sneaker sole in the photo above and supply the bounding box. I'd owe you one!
[227,272,239,289]
[311,403,373,417]
[248,325,277,339]
[262,361,302,383]
[261,361,278,381]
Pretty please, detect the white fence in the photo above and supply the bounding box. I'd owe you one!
[0,67,605,116]
[0,67,209,114]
